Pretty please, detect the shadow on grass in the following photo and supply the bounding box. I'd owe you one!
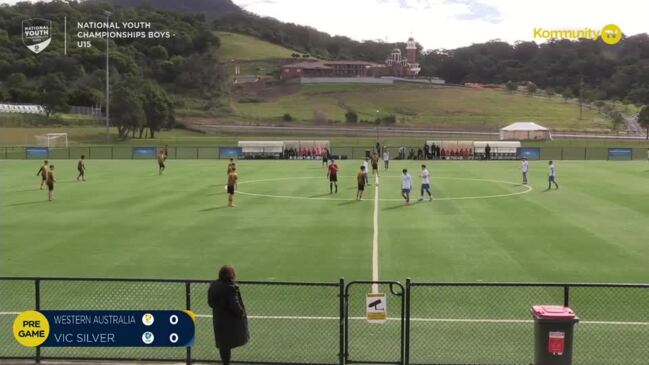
[8,200,46,207]
[310,193,333,198]
[383,202,412,210]
[337,200,358,206]
[198,206,230,212]
[10,188,41,193]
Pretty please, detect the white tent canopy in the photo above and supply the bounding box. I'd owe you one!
[238,141,285,155]
[500,122,552,141]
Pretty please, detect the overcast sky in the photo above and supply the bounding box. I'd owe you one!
[232,0,645,49]
[0,0,644,49]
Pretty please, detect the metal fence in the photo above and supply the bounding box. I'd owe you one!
[2,278,649,364]
[0,146,648,160]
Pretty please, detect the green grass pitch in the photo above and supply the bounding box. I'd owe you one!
[2,159,649,364]
[2,159,649,282]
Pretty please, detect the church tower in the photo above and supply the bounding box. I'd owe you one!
[406,37,417,64]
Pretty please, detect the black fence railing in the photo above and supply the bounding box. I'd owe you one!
[0,146,647,160]
[1,277,649,364]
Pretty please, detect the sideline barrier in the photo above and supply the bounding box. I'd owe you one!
[1,277,648,364]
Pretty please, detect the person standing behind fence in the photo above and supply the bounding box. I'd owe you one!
[208,265,249,365]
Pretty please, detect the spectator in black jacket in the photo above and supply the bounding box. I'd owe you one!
[208,265,249,365]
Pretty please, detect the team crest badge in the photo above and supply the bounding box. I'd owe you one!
[22,18,52,54]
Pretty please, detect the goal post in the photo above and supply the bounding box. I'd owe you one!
[36,133,69,148]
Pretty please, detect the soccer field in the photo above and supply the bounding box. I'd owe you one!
[2,159,649,282]
[2,159,649,364]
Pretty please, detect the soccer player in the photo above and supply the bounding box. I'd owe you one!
[227,167,238,207]
[356,166,366,201]
[327,160,338,194]
[227,158,236,174]
[401,168,412,205]
[371,153,380,178]
[36,160,48,189]
[419,165,432,201]
[77,155,86,182]
[321,148,329,167]
[46,165,55,201]
[162,145,169,160]
[383,149,390,169]
[521,158,529,185]
[547,161,559,190]
[158,150,166,175]
[362,157,370,185]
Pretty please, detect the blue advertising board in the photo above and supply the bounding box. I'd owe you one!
[219,147,242,158]
[608,148,632,160]
[26,147,49,159]
[516,147,540,160]
[133,147,157,159]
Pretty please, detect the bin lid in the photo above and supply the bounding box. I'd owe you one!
[532,305,576,319]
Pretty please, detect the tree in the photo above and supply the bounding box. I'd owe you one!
[345,111,358,123]
[638,106,649,140]
[111,83,146,139]
[40,74,69,118]
[562,88,575,102]
[609,110,624,131]
[140,80,175,139]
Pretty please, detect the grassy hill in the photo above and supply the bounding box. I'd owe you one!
[215,31,298,61]
[234,84,612,131]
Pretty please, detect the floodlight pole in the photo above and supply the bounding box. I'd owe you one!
[105,11,112,143]
[579,75,583,121]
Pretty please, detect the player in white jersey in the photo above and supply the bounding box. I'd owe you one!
[362,158,370,185]
[383,149,390,169]
[521,158,529,185]
[547,160,559,190]
[401,168,412,205]
[418,164,432,201]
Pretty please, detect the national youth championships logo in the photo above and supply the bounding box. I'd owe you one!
[22,18,52,54]
[534,23,622,45]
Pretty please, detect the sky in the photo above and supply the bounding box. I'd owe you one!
[232,0,646,49]
[0,0,645,49]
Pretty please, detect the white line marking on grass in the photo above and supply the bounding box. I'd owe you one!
[372,174,380,294]
[236,176,532,202]
[0,312,646,326]
[189,314,649,326]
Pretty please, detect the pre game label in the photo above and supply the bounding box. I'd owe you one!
[14,310,194,347]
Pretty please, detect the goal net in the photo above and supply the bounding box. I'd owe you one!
[36,133,69,148]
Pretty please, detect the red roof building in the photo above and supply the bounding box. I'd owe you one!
[280,37,421,80]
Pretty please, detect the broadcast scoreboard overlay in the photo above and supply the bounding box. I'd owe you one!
[13,310,195,347]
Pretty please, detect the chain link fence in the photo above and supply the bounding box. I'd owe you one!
[0,146,647,160]
[1,278,648,364]
[407,282,649,365]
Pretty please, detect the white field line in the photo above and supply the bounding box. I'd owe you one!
[372,174,380,294]
[1,312,647,326]
[235,176,532,202]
